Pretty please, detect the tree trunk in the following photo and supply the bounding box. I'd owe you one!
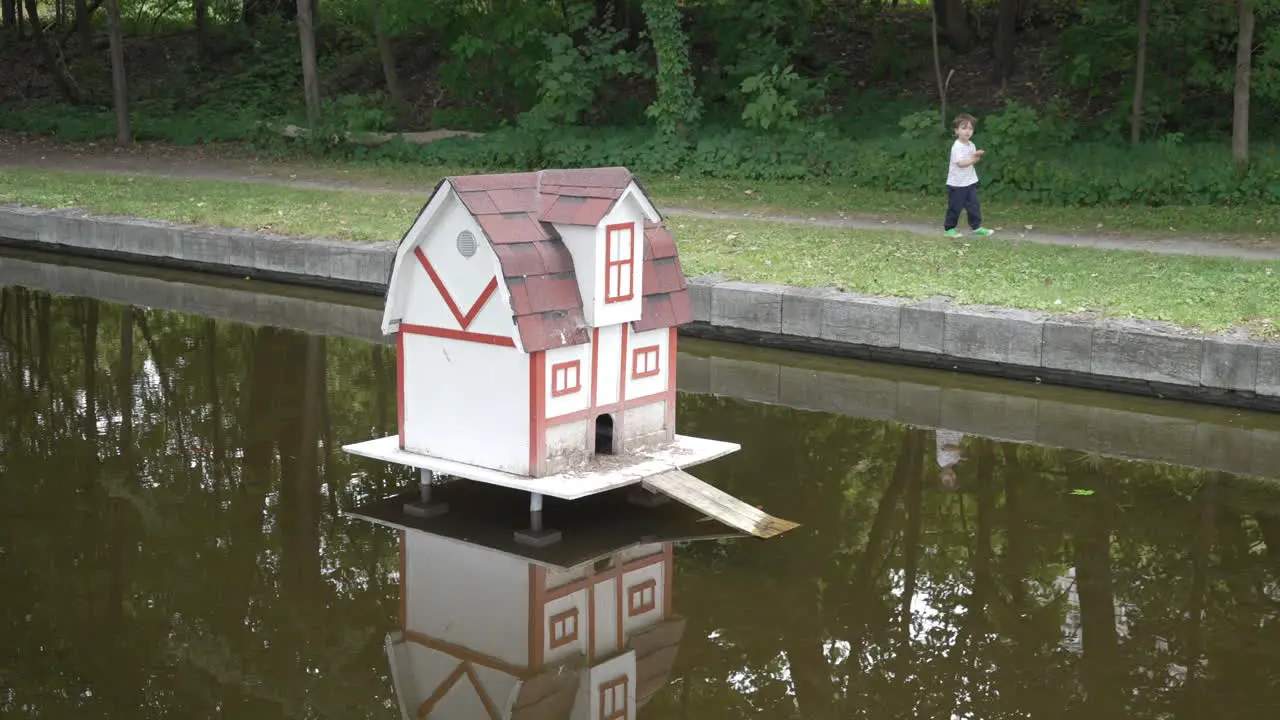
[368,0,408,125]
[1130,0,1149,146]
[935,0,974,54]
[1232,0,1254,169]
[75,0,90,45]
[23,0,84,103]
[4,0,17,28]
[995,0,1017,90]
[105,0,131,145]
[931,0,947,127]
[194,0,207,57]
[295,0,322,124]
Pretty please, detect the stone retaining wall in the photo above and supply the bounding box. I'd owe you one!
[2,203,1277,410]
[4,246,1279,481]
[685,276,1280,411]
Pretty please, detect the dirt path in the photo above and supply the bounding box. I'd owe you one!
[3,134,1279,262]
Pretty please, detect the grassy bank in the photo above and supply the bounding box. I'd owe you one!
[1,167,1277,336]
[241,153,1277,240]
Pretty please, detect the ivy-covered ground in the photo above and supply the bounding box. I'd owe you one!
[1,137,1277,337]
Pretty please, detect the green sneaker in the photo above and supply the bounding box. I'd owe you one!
[943,228,962,237]
[971,227,994,236]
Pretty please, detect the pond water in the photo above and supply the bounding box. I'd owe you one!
[3,258,1280,719]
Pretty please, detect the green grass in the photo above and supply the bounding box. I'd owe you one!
[671,216,1280,335]
[160,147,1278,240]
[0,168,425,242]
[272,156,1278,240]
[1,167,1277,336]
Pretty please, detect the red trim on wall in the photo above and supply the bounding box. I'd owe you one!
[631,344,661,379]
[618,326,629,406]
[613,555,625,655]
[401,323,516,347]
[663,543,674,616]
[543,551,667,603]
[666,327,679,435]
[550,360,582,397]
[396,331,406,448]
[587,578,597,663]
[603,223,635,304]
[529,352,547,476]
[529,565,546,669]
[463,663,503,720]
[589,328,600,409]
[547,390,667,428]
[399,530,407,631]
[414,246,499,330]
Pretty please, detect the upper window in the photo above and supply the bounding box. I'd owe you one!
[604,223,635,304]
[632,345,660,379]
[551,360,581,397]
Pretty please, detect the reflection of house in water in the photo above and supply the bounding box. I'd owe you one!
[347,483,739,719]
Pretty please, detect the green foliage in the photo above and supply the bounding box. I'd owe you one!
[345,114,1280,210]
[520,4,651,131]
[641,0,702,136]
[739,64,823,131]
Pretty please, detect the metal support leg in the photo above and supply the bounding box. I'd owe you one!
[403,467,449,518]
[514,492,561,547]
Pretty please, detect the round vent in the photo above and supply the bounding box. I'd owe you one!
[456,230,477,259]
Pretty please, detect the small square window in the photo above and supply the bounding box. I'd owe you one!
[628,579,657,616]
[552,360,582,397]
[599,676,629,720]
[631,345,660,379]
[549,608,579,649]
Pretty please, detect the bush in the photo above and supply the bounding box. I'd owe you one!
[359,115,1280,209]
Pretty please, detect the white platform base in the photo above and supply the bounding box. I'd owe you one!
[341,434,740,500]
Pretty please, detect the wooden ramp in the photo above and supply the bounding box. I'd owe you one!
[642,470,800,539]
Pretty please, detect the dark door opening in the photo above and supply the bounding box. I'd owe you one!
[594,414,614,455]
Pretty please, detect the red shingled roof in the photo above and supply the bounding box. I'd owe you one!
[441,168,691,352]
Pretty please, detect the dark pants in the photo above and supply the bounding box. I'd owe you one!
[944,184,982,231]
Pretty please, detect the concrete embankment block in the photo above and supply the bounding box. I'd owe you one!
[0,205,43,241]
[120,218,184,258]
[899,297,950,354]
[939,387,1039,444]
[1257,346,1280,397]
[778,364,899,421]
[711,281,785,334]
[331,243,395,287]
[685,274,722,324]
[1042,316,1094,373]
[1200,332,1260,392]
[708,355,780,404]
[675,353,711,395]
[781,286,836,338]
[1091,318,1205,387]
[944,305,1045,367]
[821,292,904,348]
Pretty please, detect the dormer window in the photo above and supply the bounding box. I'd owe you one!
[604,223,635,304]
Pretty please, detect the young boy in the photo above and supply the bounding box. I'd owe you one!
[944,113,993,237]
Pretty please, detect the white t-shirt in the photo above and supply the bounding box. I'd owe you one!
[946,140,979,187]
[936,429,965,468]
